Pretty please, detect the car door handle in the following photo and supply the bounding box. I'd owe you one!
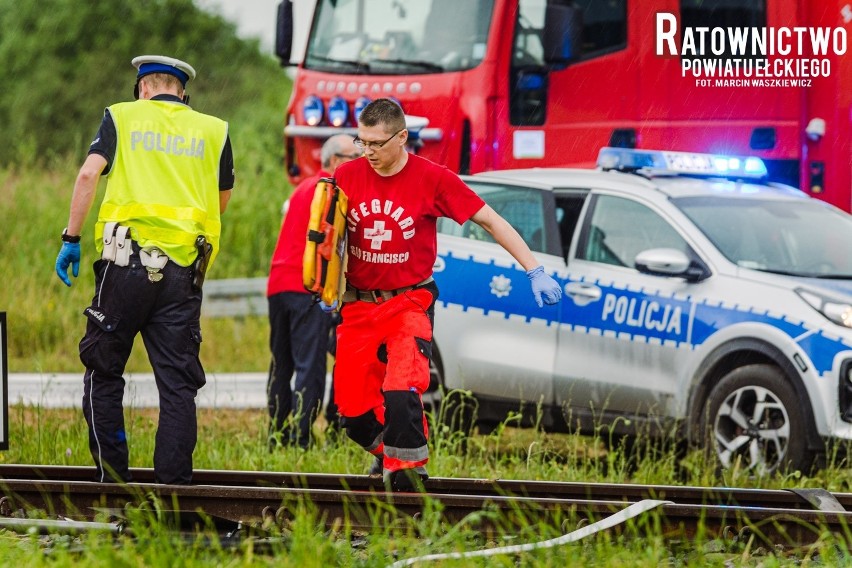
[564,282,602,306]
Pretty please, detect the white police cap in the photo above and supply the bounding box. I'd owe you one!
[131,55,197,86]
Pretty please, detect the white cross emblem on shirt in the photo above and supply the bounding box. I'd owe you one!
[364,220,393,250]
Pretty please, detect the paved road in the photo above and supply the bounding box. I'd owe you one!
[8,372,280,409]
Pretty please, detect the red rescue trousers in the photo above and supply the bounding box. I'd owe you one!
[333,287,435,477]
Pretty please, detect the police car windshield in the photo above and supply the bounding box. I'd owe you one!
[675,196,852,278]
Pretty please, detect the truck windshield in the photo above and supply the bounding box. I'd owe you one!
[305,0,495,74]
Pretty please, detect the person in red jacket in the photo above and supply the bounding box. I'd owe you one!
[267,134,360,449]
[331,99,562,491]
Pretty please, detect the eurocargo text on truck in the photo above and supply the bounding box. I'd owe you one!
[275,0,851,210]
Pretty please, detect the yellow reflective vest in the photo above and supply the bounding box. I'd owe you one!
[95,99,228,268]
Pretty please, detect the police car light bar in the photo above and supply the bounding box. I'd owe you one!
[597,147,768,179]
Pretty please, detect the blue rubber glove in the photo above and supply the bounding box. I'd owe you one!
[56,242,81,287]
[319,299,339,313]
[526,265,562,307]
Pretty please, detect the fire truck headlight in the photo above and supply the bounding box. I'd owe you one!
[354,96,371,123]
[302,95,324,126]
[328,96,349,127]
[797,288,852,329]
[388,97,403,112]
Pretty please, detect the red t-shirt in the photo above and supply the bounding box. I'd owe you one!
[266,172,329,296]
[334,154,485,290]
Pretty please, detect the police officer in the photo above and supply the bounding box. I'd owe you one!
[55,55,235,484]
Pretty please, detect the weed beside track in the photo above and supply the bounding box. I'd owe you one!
[3,406,852,566]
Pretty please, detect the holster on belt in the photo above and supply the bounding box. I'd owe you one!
[102,222,132,267]
[191,235,213,292]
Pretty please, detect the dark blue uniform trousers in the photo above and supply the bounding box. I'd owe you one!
[267,292,332,448]
[79,251,204,484]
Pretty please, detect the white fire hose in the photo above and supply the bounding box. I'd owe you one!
[389,498,672,567]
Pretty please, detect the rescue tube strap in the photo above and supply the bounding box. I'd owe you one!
[303,177,348,306]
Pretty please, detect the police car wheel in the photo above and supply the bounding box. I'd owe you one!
[702,364,811,475]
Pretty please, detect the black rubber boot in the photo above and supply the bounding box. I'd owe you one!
[368,455,383,477]
[388,469,428,493]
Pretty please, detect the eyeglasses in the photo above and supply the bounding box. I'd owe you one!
[353,129,404,150]
[334,152,362,160]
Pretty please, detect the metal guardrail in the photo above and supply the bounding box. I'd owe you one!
[202,277,268,317]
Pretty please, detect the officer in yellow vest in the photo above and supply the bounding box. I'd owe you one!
[55,55,235,484]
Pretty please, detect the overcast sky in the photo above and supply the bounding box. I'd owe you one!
[196,0,279,51]
[196,0,314,59]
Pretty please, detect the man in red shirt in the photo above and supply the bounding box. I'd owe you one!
[331,99,562,490]
[267,134,360,449]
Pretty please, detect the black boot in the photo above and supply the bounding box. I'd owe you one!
[388,469,428,492]
[268,426,291,452]
[368,455,383,477]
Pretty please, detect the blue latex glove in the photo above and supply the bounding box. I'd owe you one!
[319,299,339,313]
[526,265,562,307]
[56,242,81,287]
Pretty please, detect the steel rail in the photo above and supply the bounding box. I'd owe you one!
[2,477,851,545]
[0,464,847,511]
[1,465,852,546]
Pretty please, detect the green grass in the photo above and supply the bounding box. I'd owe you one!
[2,405,851,566]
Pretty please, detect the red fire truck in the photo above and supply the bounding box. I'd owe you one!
[276,0,851,210]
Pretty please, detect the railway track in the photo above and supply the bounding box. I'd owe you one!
[1,464,851,548]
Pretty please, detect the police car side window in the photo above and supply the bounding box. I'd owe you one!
[580,195,688,267]
[439,183,547,253]
[555,194,586,260]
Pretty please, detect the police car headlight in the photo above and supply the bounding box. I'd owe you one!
[797,288,852,328]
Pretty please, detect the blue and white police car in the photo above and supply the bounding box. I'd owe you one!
[430,147,852,474]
